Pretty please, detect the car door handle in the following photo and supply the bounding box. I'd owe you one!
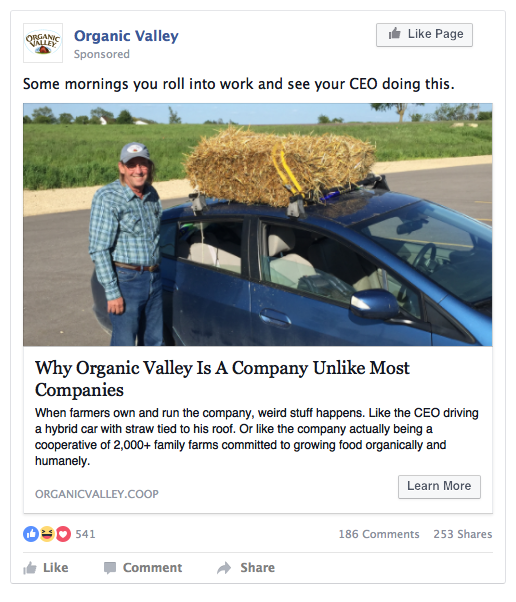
[259,308,291,329]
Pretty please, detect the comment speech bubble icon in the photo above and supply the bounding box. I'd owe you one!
[104,562,116,575]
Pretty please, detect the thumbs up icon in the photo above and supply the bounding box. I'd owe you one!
[23,526,39,542]
[389,27,401,39]
[24,562,37,575]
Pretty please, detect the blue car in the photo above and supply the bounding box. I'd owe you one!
[92,183,492,346]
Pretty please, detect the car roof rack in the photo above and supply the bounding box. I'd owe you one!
[187,173,389,219]
[286,194,307,219]
[355,173,390,191]
[189,192,207,215]
[318,173,390,201]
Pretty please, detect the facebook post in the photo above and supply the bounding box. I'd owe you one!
[9,6,510,601]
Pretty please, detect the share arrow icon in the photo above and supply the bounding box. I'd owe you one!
[217,561,231,575]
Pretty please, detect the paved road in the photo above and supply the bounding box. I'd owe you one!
[23,164,492,346]
[387,165,492,224]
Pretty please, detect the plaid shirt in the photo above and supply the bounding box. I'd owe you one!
[89,180,162,300]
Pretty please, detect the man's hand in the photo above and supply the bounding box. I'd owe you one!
[107,297,125,314]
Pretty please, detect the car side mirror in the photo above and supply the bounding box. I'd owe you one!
[350,290,400,320]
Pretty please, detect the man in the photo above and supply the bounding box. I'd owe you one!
[89,142,163,346]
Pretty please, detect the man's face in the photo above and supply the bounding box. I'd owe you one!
[119,157,151,191]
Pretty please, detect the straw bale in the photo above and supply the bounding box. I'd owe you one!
[184,126,375,207]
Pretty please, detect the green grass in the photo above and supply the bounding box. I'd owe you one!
[23,121,492,190]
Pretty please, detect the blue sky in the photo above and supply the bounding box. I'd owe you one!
[23,103,493,124]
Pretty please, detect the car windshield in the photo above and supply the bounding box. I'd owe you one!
[351,201,492,305]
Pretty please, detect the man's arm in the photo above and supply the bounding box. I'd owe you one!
[89,191,122,303]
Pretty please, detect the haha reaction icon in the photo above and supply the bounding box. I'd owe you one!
[40,526,55,542]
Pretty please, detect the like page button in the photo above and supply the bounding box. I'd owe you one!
[377,23,473,46]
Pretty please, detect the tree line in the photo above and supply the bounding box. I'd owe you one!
[23,103,492,126]
[318,104,491,124]
[370,103,491,123]
[23,106,181,125]
[23,106,240,126]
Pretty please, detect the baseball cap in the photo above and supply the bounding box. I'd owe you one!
[120,142,151,164]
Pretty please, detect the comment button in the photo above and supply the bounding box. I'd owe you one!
[377,24,473,47]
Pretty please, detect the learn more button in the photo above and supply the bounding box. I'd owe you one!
[399,476,481,499]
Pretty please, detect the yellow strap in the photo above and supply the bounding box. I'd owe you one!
[271,142,303,196]
[280,148,303,194]
[272,143,290,188]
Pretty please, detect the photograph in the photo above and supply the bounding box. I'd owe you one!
[23,102,492,346]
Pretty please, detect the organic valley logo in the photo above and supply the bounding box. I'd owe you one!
[25,29,62,55]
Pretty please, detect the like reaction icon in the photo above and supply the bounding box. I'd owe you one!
[389,27,401,39]
[23,526,39,542]
[56,526,72,542]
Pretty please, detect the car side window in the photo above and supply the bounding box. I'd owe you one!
[260,224,381,304]
[260,222,423,319]
[177,220,243,274]
[160,221,177,258]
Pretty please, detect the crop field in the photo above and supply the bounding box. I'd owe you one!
[23,121,492,190]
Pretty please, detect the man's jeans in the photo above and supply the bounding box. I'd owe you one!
[109,267,163,346]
